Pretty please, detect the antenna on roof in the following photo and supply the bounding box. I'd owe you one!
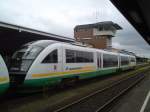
[93,9,100,23]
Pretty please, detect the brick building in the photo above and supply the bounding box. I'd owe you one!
[74,21,122,49]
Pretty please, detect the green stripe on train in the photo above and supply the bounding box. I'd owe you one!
[0,83,9,94]
[23,68,118,88]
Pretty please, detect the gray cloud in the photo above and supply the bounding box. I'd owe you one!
[0,0,149,58]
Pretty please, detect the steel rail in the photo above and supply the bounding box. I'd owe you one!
[54,71,147,112]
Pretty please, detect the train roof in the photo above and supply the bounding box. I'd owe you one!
[23,40,58,48]
[23,40,135,57]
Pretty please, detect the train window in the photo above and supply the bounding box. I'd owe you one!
[121,56,129,65]
[131,57,135,62]
[12,46,43,60]
[66,49,93,63]
[10,45,43,72]
[66,49,76,63]
[103,54,118,68]
[42,49,58,63]
[76,51,84,62]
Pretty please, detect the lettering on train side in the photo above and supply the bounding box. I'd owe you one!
[65,67,82,70]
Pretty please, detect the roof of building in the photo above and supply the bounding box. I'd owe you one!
[74,21,122,30]
[0,21,75,56]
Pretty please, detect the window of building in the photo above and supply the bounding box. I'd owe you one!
[98,27,103,31]
[103,54,118,68]
[66,49,93,63]
[42,49,58,63]
[121,56,129,65]
[75,29,78,32]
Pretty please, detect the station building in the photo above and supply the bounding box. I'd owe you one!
[74,21,122,49]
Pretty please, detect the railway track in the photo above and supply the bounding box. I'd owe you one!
[53,71,147,112]
[0,65,149,112]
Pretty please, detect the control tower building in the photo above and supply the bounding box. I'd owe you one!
[74,21,122,49]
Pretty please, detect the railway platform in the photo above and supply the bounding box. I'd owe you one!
[110,70,150,112]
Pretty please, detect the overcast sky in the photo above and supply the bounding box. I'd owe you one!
[0,0,149,58]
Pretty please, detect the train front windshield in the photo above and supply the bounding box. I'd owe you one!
[10,45,43,72]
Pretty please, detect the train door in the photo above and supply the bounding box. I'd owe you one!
[97,52,101,69]
[50,47,63,73]
[39,47,63,74]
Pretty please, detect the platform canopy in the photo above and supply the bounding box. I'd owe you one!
[110,0,150,45]
[0,21,75,56]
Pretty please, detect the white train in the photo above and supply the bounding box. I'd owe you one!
[0,55,9,94]
[9,40,136,89]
